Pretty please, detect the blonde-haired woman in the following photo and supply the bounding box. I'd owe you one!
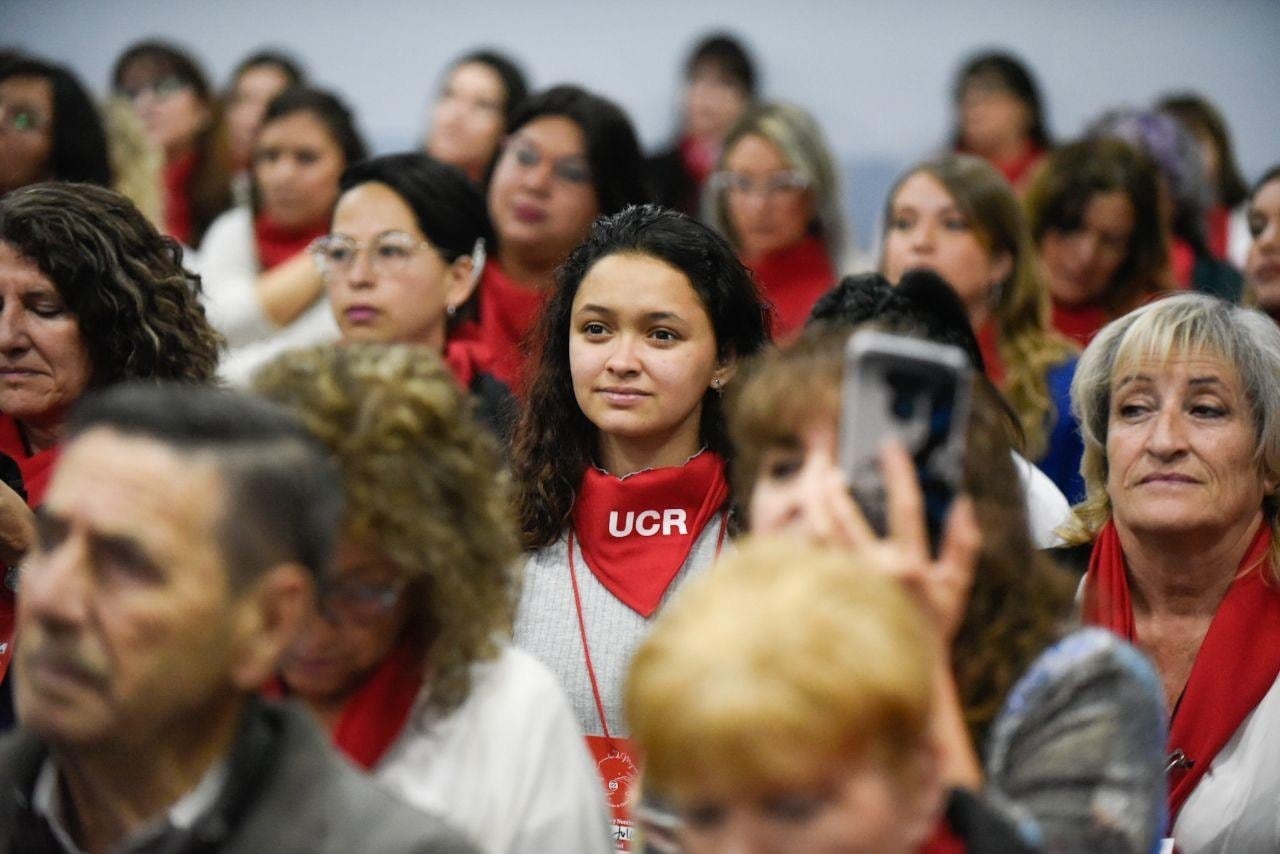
[705,102,846,338]
[881,154,1082,499]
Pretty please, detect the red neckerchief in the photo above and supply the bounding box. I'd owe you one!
[746,235,834,340]
[920,815,968,854]
[992,143,1044,189]
[254,213,328,272]
[1051,299,1110,348]
[677,134,719,187]
[571,450,728,618]
[476,259,548,393]
[443,338,491,391]
[975,321,1003,385]
[1205,204,1230,261]
[1170,238,1196,289]
[1082,520,1280,824]
[330,634,425,770]
[0,413,55,684]
[163,150,197,246]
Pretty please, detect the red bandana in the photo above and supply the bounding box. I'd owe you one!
[442,338,488,391]
[162,150,197,246]
[991,143,1044,189]
[254,213,328,272]
[1051,299,1111,348]
[571,450,728,617]
[475,260,549,392]
[1082,520,1280,824]
[747,235,835,341]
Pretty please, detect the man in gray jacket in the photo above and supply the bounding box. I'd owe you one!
[0,384,476,854]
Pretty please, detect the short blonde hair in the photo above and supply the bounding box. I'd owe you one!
[1061,293,1280,575]
[625,536,936,799]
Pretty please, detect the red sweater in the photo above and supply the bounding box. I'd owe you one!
[747,236,836,340]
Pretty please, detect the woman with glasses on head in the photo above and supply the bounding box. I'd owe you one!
[466,84,648,391]
[705,102,845,340]
[111,40,233,247]
[317,152,515,439]
[424,49,528,185]
[256,343,610,854]
[0,55,111,196]
[199,87,366,385]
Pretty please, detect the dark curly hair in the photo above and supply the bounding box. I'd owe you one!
[512,204,771,548]
[0,182,222,385]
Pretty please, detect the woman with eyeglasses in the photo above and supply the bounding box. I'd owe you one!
[0,55,111,196]
[705,102,846,339]
[111,40,233,247]
[465,84,647,391]
[316,152,515,439]
[198,87,366,385]
[255,343,611,854]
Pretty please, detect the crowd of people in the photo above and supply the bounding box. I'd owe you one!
[0,27,1276,854]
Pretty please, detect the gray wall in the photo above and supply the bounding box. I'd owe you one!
[9,0,1279,253]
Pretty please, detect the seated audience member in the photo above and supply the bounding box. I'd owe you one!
[1060,293,1280,851]
[224,49,305,184]
[200,87,366,385]
[102,93,163,225]
[1244,164,1280,321]
[469,85,647,390]
[647,33,757,216]
[1157,93,1252,266]
[0,383,476,853]
[1087,108,1243,302]
[254,344,609,854]
[511,205,769,841]
[424,50,528,185]
[1025,138,1168,345]
[112,40,232,247]
[626,536,1034,854]
[705,102,844,338]
[808,271,1072,545]
[316,153,515,439]
[950,50,1051,192]
[729,319,1074,760]
[0,56,111,195]
[0,182,222,719]
[985,628,1168,854]
[881,154,1083,499]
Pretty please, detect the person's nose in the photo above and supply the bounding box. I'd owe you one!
[604,334,641,377]
[1145,405,1189,461]
[518,155,554,194]
[0,304,31,355]
[345,245,377,290]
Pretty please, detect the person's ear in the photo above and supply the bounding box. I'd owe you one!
[443,255,480,317]
[228,563,313,690]
[710,352,738,391]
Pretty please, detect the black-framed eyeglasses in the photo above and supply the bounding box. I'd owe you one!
[118,76,191,103]
[502,137,592,185]
[0,102,48,134]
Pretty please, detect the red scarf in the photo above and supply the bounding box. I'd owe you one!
[571,450,728,617]
[1170,238,1195,290]
[678,134,719,187]
[1051,299,1110,348]
[254,213,328,272]
[1205,204,1230,262]
[975,321,1003,385]
[747,235,835,340]
[475,260,548,392]
[163,150,197,246]
[1082,520,1280,823]
[991,143,1044,190]
[443,338,492,391]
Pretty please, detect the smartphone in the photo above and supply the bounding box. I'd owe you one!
[838,330,972,553]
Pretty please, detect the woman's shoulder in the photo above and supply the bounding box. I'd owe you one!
[195,205,257,278]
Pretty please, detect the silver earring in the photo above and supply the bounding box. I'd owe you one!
[446,304,457,317]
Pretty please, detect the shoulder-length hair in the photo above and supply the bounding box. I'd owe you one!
[253,343,519,714]
[705,102,847,269]
[1157,92,1249,209]
[511,204,771,548]
[886,155,1076,457]
[0,57,112,187]
[1061,292,1280,577]
[0,182,221,384]
[950,50,1052,151]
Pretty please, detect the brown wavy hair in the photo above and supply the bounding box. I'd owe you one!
[729,327,1074,748]
[0,182,222,384]
[253,343,518,714]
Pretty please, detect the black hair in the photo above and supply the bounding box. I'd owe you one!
[951,50,1051,151]
[512,203,770,547]
[340,152,493,261]
[685,32,758,97]
[112,39,213,101]
[230,49,306,90]
[69,382,342,586]
[0,57,112,188]
[1253,164,1280,200]
[505,84,648,216]
[261,86,368,167]
[449,49,528,128]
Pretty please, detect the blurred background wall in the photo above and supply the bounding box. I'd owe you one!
[8,0,1278,254]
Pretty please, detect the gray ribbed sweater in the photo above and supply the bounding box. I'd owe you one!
[512,514,726,738]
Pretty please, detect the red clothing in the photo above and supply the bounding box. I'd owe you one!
[471,259,549,392]
[1050,299,1110,347]
[254,213,327,272]
[162,150,197,246]
[975,321,1003,385]
[677,134,718,188]
[746,236,835,340]
[1206,204,1230,262]
[1170,238,1196,289]
[961,142,1045,191]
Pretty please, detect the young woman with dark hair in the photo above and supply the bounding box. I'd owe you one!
[224,48,306,178]
[424,49,528,184]
[510,204,768,840]
[466,84,648,390]
[198,87,367,384]
[112,40,233,246]
[950,51,1051,191]
[0,56,112,195]
[1245,165,1280,323]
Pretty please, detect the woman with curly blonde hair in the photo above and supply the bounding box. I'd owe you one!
[882,154,1084,498]
[254,342,610,854]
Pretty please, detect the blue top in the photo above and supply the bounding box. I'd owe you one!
[1035,357,1085,504]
